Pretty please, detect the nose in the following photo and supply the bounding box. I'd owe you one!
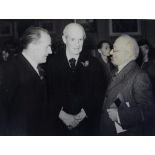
[75,41,80,46]
[110,49,114,55]
[48,47,52,54]
[76,39,83,46]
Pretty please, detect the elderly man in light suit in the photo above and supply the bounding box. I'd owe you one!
[100,34,155,136]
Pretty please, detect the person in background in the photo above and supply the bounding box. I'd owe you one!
[137,39,155,68]
[97,40,114,88]
[100,34,155,136]
[0,26,52,135]
[2,50,9,62]
[137,39,155,95]
[47,23,105,135]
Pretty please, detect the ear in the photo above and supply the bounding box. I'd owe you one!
[28,43,35,50]
[62,35,66,44]
[98,49,101,54]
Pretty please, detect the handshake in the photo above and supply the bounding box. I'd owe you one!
[59,108,87,130]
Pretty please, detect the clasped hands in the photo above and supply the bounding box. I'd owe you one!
[59,108,87,130]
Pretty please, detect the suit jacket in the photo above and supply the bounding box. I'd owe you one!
[0,54,48,135]
[142,60,155,95]
[100,61,155,136]
[47,49,105,135]
[96,54,115,89]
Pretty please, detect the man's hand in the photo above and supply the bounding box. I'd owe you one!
[107,108,118,122]
[74,108,87,122]
[59,109,80,130]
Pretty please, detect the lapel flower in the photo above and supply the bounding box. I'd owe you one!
[81,60,89,67]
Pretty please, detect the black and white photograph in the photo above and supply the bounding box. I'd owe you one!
[0,0,154,155]
[0,19,154,136]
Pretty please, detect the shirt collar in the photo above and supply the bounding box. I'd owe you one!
[66,50,79,63]
[22,52,39,74]
[117,59,131,73]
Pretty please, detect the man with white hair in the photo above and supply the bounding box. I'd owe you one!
[100,34,155,135]
[47,23,104,135]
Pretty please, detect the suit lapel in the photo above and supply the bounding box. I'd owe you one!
[59,50,86,73]
[60,52,71,74]
[76,51,89,70]
[107,61,137,91]
[18,54,41,81]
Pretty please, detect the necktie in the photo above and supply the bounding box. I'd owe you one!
[69,58,76,70]
[37,65,45,80]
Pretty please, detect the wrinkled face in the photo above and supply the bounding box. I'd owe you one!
[140,44,149,56]
[33,32,52,64]
[110,37,129,66]
[63,26,84,56]
[100,43,111,56]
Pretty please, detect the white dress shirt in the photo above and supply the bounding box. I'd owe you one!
[117,59,131,73]
[22,52,39,75]
[66,50,79,66]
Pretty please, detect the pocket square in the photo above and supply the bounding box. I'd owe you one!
[125,102,130,107]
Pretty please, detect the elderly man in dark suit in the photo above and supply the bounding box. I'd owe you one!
[0,27,52,135]
[47,23,105,135]
[100,34,155,136]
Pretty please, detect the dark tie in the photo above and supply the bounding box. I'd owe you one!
[37,65,45,80]
[69,58,76,70]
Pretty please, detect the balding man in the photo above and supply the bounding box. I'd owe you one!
[100,34,155,136]
[47,23,104,135]
[0,27,52,135]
